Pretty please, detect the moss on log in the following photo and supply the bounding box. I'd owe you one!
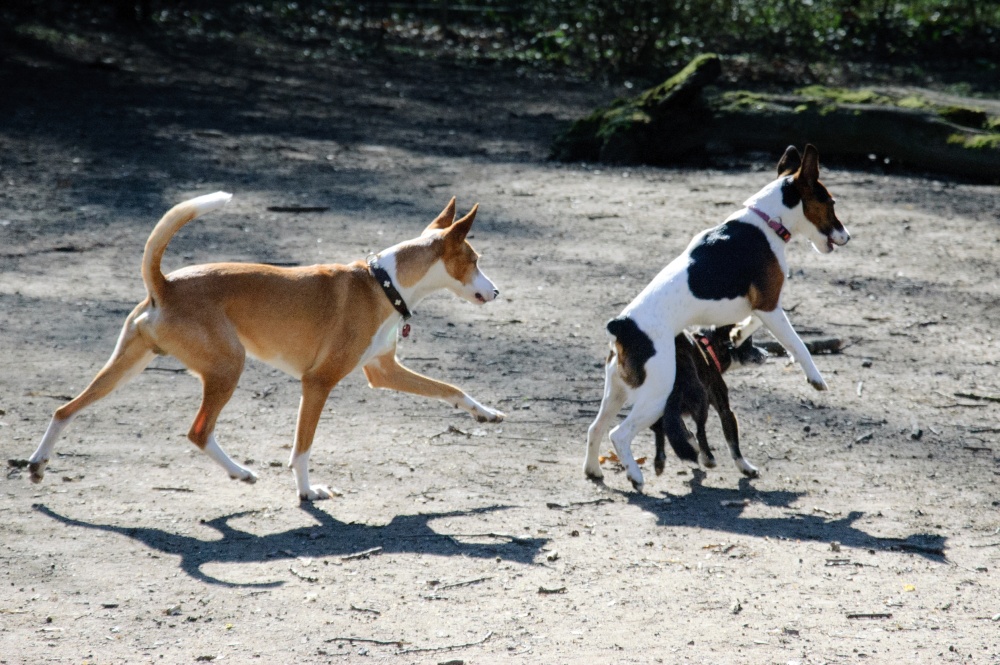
[553,57,1000,182]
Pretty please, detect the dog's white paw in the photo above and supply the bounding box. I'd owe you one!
[583,459,604,480]
[628,470,645,493]
[299,484,338,502]
[28,460,48,483]
[472,405,505,423]
[736,458,759,478]
[808,376,829,391]
[233,469,258,484]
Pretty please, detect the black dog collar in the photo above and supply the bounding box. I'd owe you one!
[367,255,412,320]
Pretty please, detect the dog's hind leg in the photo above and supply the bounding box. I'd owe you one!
[584,355,628,480]
[28,311,155,483]
[690,397,718,469]
[610,351,676,492]
[653,396,699,476]
[180,338,255,484]
[711,386,759,478]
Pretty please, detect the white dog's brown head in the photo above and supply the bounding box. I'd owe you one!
[778,144,851,254]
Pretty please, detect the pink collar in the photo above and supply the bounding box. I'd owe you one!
[748,206,791,243]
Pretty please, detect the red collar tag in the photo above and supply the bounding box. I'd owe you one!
[401,323,411,338]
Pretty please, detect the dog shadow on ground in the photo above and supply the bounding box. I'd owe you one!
[616,469,947,561]
[32,502,546,587]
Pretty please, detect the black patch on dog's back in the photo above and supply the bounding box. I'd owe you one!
[607,316,655,388]
[687,221,774,301]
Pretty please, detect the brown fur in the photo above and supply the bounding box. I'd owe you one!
[30,195,503,499]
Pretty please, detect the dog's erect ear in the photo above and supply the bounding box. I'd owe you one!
[447,204,478,243]
[797,144,821,183]
[425,197,457,232]
[777,145,801,177]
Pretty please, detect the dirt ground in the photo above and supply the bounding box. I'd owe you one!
[2,26,1000,665]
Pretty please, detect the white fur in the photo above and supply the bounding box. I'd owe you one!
[202,433,256,482]
[584,174,848,491]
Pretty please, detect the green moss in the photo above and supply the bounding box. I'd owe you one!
[897,96,929,110]
[947,133,1000,150]
[795,85,892,106]
[633,53,721,109]
[596,107,651,140]
[716,91,774,112]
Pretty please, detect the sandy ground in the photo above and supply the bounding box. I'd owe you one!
[2,26,1000,665]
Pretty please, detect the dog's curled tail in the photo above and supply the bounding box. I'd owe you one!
[141,191,232,304]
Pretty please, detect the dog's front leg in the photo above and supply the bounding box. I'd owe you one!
[363,352,505,423]
[755,308,828,391]
[290,375,337,501]
[585,356,628,480]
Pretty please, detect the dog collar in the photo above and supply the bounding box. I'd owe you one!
[748,206,791,243]
[693,333,724,374]
[367,255,412,321]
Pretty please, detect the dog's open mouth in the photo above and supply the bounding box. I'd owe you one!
[827,236,835,251]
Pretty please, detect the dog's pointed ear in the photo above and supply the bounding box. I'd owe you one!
[447,204,478,243]
[797,144,821,182]
[424,197,457,233]
[777,145,801,177]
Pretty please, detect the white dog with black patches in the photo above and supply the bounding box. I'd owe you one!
[584,145,850,491]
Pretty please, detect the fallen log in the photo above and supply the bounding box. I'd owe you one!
[552,54,1000,182]
[756,337,843,356]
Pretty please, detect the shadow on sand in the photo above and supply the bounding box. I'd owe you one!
[33,502,546,587]
[610,470,946,561]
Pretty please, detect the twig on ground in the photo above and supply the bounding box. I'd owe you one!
[396,631,493,655]
[24,391,74,401]
[963,445,993,453]
[350,604,381,615]
[954,391,1000,403]
[846,612,892,620]
[267,205,330,213]
[429,425,470,439]
[531,396,602,404]
[437,576,492,591]
[341,547,383,561]
[546,498,613,510]
[289,566,319,583]
[152,486,194,493]
[324,636,405,647]
[758,337,842,356]
[399,531,534,545]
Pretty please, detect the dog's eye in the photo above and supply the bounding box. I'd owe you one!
[813,185,830,203]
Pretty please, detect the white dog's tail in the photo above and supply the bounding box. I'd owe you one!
[141,192,232,304]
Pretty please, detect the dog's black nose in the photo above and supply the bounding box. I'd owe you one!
[493,288,500,298]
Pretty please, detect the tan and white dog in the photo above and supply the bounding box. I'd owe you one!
[28,193,504,500]
[584,145,850,491]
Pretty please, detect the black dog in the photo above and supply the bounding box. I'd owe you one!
[652,324,766,478]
